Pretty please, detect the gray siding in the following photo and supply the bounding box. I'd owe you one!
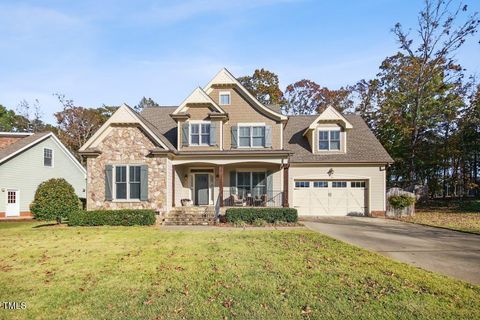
[0,136,86,213]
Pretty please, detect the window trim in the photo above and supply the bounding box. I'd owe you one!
[295,181,310,188]
[332,181,347,188]
[317,128,342,151]
[112,164,143,202]
[43,148,54,168]
[189,121,211,146]
[351,181,366,188]
[219,91,231,105]
[237,123,266,148]
[313,181,328,188]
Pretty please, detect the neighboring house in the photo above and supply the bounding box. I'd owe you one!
[79,68,393,218]
[0,132,86,219]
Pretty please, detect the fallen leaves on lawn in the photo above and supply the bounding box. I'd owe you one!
[301,305,313,316]
[222,298,234,309]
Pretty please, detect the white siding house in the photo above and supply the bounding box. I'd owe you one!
[0,132,86,218]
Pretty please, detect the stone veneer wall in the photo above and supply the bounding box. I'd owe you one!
[86,125,167,212]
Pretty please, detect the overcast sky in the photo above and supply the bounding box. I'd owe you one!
[1,0,479,123]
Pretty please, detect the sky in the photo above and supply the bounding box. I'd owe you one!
[1,0,479,124]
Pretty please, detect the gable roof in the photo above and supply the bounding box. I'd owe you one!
[305,106,353,132]
[79,104,175,152]
[141,106,178,148]
[172,87,225,115]
[0,131,86,173]
[285,114,393,163]
[204,68,288,121]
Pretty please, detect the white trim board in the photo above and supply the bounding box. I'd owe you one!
[79,104,170,152]
[0,132,86,176]
[173,87,225,115]
[203,68,287,121]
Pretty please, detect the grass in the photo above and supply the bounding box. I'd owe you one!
[401,199,480,234]
[0,222,479,319]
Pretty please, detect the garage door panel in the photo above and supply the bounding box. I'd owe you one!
[293,180,367,216]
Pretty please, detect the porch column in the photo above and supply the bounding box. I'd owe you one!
[283,164,290,207]
[172,165,176,207]
[218,165,224,207]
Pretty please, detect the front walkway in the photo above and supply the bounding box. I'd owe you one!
[303,217,480,284]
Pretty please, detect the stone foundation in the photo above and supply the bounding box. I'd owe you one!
[86,126,168,213]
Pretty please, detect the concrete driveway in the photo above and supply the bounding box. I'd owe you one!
[303,217,480,284]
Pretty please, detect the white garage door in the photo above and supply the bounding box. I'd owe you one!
[293,180,367,216]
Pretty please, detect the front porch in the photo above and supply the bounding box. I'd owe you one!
[172,161,289,210]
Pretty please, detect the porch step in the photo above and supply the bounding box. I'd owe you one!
[163,206,215,226]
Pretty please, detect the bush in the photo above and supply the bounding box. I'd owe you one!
[460,200,480,212]
[252,218,267,227]
[388,195,416,209]
[225,208,298,224]
[68,209,156,226]
[30,178,81,223]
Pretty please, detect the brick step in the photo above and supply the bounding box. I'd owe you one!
[167,214,215,218]
[164,218,213,222]
[164,221,211,226]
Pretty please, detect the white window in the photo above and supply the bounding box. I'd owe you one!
[43,148,53,167]
[351,181,366,188]
[238,125,265,147]
[318,129,341,151]
[295,181,310,188]
[115,165,142,200]
[190,123,210,146]
[332,181,347,188]
[219,91,231,105]
[313,181,328,188]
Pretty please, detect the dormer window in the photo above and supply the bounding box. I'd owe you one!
[318,129,341,151]
[219,91,231,105]
[190,122,211,146]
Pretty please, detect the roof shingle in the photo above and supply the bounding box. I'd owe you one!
[140,107,393,163]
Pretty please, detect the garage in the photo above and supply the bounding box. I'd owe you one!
[293,180,367,216]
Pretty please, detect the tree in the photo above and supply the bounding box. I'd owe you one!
[0,105,18,131]
[54,93,115,161]
[283,79,353,115]
[134,97,160,112]
[15,99,47,132]
[238,69,285,106]
[354,0,479,190]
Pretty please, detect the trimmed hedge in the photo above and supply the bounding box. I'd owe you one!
[68,209,156,226]
[225,208,298,224]
[30,178,81,223]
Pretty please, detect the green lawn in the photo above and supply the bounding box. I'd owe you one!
[1,222,479,319]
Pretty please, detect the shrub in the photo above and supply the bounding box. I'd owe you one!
[388,195,416,209]
[30,178,81,223]
[460,200,480,212]
[252,218,267,227]
[225,208,298,224]
[68,209,156,226]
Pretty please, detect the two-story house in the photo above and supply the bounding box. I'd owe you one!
[79,68,393,219]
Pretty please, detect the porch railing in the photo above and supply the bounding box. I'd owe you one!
[222,189,284,207]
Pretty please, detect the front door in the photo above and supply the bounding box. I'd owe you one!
[195,174,209,205]
[6,189,20,217]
